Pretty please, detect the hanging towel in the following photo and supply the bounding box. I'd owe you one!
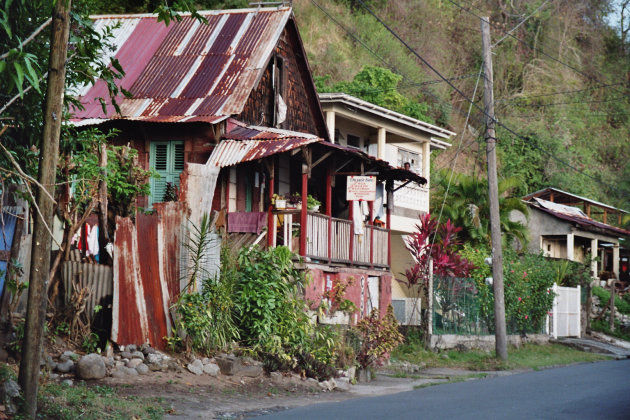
[86,224,99,257]
[352,201,364,235]
[227,212,267,234]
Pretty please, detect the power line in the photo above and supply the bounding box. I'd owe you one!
[492,0,553,47]
[309,0,484,124]
[496,82,628,104]
[499,95,629,109]
[444,0,630,97]
[355,0,629,197]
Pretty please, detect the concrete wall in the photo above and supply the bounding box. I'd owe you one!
[430,334,550,351]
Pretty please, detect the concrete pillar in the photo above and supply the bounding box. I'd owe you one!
[591,238,598,278]
[422,141,430,185]
[566,233,574,261]
[377,127,386,160]
[326,111,335,143]
[613,244,620,280]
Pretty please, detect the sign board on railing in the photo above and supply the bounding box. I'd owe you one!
[346,176,376,201]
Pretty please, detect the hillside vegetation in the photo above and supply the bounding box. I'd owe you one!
[293,0,630,211]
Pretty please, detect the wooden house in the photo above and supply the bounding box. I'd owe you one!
[516,188,630,284]
[70,7,425,346]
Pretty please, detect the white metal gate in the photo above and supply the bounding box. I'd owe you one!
[551,283,581,338]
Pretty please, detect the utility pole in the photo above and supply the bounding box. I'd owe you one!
[19,0,72,416]
[481,16,508,361]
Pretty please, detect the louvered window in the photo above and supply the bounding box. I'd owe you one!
[149,141,184,207]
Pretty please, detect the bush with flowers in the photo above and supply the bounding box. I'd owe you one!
[460,245,556,334]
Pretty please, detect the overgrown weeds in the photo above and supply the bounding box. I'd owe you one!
[34,383,167,420]
[392,338,608,372]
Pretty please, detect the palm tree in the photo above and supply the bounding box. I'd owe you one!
[431,171,529,249]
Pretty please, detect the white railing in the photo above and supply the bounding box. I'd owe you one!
[394,181,429,213]
[273,211,388,267]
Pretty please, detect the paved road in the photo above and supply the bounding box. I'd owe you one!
[259,359,630,420]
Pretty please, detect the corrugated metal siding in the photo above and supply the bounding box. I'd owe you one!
[112,201,186,349]
[207,137,320,168]
[62,262,113,322]
[71,8,292,125]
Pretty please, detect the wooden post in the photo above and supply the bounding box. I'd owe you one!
[386,181,393,268]
[300,168,308,256]
[609,284,615,332]
[19,0,72,416]
[266,159,275,247]
[482,16,508,361]
[326,167,332,263]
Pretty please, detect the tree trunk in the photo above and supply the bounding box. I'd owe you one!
[18,1,72,417]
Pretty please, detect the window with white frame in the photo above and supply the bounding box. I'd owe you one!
[397,148,421,173]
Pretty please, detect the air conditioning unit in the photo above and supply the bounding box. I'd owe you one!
[392,298,421,326]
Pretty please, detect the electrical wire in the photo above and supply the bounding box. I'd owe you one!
[355,0,629,197]
[309,0,485,125]
[496,82,628,104]
[492,0,552,47]
[444,0,630,97]
[499,96,629,109]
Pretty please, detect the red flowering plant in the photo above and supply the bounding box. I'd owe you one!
[399,213,474,332]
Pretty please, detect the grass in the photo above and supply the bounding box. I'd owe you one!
[591,319,630,342]
[391,341,609,372]
[34,383,168,420]
[592,287,630,315]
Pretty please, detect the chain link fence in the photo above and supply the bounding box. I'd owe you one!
[432,276,547,335]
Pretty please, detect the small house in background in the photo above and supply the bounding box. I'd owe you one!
[67,6,426,347]
[517,188,630,284]
[319,93,454,324]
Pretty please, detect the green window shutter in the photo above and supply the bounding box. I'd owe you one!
[150,141,184,207]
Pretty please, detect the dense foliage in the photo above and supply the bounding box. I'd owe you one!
[432,171,529,248]
[316,65,433,122]
[459,245,557,334]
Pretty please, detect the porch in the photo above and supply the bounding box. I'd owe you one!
[271,210,389,267]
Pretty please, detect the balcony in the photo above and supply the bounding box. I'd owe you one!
[270,210,389,268]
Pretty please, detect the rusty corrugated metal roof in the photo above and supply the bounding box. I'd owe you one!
[529,198,630,238]
[70,7,292,126]
[207,119,323,167]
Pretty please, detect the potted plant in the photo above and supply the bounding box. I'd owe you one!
[272,193,286,209]
[287,192,302,209]
[307,194,321,212]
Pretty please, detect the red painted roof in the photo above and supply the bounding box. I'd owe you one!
[70,8,292,126]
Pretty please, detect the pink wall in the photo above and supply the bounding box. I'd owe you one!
[305,267,393,324]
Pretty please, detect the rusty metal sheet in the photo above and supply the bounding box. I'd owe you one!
[153,201,187,306]
[136,213,170,349]
[112,216,148,347]
[71,7,292,126]
[112,202,187,349]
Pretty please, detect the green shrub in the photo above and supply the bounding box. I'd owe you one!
[173,248,240,354]
[233,245,338,379]
[592,286,630,315]
[459,245,556,334]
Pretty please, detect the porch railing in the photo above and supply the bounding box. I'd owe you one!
[272,210,389,267]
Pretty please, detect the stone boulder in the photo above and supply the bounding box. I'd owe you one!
[187,359,204,375]
[76,353,106,379]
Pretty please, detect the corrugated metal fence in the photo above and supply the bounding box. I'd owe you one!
[112,201,187,350]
